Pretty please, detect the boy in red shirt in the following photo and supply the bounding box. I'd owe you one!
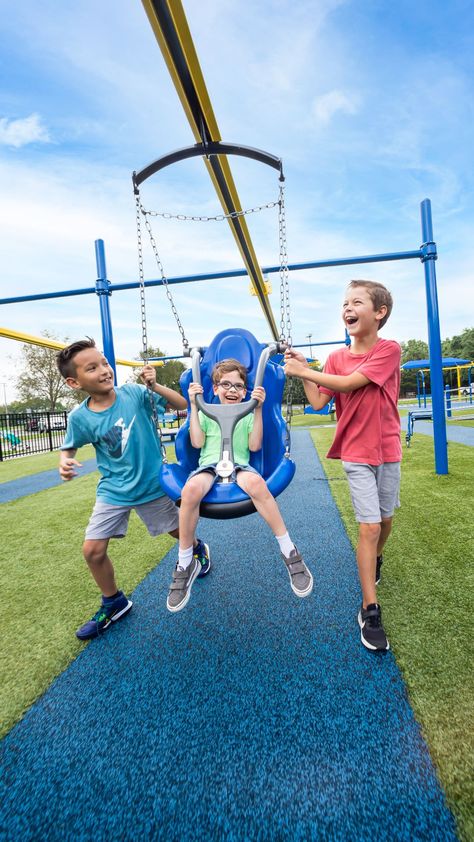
[284,280,401,652]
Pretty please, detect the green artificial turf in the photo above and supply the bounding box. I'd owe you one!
[311,428,474,842]
[0,458,176,740]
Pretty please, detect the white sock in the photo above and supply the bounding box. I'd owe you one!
[178,545,194,570]
[276,532,296,557]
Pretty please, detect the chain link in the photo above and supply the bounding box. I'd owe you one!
[278,183,294,452]
[135,193,168,463]
[143,200,279,223]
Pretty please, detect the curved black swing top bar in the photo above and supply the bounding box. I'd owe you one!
[133,141,284,192]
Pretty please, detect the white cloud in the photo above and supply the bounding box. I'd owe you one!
[312,90,359,126]
[0,114,51,148]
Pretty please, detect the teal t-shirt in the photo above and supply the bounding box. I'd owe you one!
[62,384,167,505]
[198,411,254,467]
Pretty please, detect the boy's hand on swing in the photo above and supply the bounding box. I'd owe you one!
[140,365,156,388]
[251,386,265,405]
[284,348,308,366]
[188,382,203,405]
[284,359,307,378]
[141,364,156,386]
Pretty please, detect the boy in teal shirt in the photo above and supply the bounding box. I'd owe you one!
[57,338,210,640]
[167,358,313,613]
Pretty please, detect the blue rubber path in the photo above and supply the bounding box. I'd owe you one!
[1,431,456,840]
[400,416,474,447]
[0,459,98,503]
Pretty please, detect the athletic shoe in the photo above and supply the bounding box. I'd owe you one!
[167,557,201,613]
[194,538,211,577]
[358,603,390,651]
[282,548,313,598]
[375,554,383,586]
[76,591,133,641]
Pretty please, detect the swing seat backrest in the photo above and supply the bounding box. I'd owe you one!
[159,328,296,519]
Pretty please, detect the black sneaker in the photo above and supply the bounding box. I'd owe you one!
[358,603,390,651]
[375,554,383,585]
[76,591,133,640]
[194,538,211,577]
[167,558,201,612]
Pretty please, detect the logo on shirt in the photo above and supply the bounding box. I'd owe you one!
[102,416,136,458]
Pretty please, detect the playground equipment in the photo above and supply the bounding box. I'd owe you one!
[0,3,449,475]
[402,357,471,408]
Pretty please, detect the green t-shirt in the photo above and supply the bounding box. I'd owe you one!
[198,410,254,467]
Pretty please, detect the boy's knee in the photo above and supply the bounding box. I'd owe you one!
[83,539,108,565]
[241,472,267,497]
[181,479,204,507]
[359,522,381,541]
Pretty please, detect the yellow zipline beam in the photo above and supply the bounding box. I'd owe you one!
[0,327,163,368]
[140,0,279,340]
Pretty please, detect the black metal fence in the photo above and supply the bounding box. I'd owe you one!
[0,412,68,461]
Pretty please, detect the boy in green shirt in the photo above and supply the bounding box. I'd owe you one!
[167,358,313,612]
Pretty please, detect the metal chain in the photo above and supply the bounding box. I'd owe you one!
[278,182,294,453]
[139,203,189,352]
[143,199,279,223]
[135,192,168,463]
[278,183,292,346]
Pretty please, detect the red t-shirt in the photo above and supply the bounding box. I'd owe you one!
[320,339,402,465]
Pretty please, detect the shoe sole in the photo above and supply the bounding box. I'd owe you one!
[197,543,211,578]
[167,560,201,613]
[76,600,133,640]
[289,569,314,598]
[357,610,390,651]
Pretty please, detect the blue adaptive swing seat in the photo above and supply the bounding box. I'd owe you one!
[159,328,296,519]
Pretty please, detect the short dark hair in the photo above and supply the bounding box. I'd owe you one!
[56,337,96,379]
[348,280,393,329]
[212,359,248,385]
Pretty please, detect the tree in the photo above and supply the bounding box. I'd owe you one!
[13,331,82,411]
[399,339,430,396]
[442,327,474,363]
[131,345,186,393]
[400,339,429,365]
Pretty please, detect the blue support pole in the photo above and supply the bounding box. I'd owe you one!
[445,384,452,418]
[420,199,448,474]
[95,240,117,383]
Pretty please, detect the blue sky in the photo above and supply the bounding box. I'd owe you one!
[1,0,473,402]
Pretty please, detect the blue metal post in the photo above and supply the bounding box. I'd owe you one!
[445,384,451,418]
[420,200,448,474]
[95,240,117,383]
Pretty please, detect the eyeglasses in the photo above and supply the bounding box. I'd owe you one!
[218,380,246,392]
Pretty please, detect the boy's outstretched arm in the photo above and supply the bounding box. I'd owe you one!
[248,386,265,451]
[140,365,187,410]
[284,351,370,395]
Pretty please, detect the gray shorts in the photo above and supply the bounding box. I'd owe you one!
[85,495,179,540]
[188,463,259,483]
[342,461,401,523]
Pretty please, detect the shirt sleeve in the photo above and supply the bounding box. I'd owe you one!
[358,341,401,387]
[61,410,89,450]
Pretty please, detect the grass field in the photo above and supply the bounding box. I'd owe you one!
[1,432,473,840]
[0,445,177,741]
[311,428,474,842]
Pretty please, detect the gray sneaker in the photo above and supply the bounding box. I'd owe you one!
[282,548,313,598]
[167,558,201,613]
